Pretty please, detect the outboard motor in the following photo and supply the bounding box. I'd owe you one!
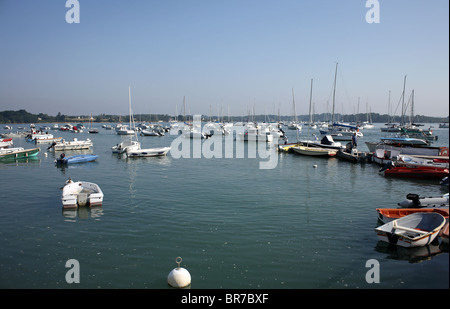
[406,193,421,207]
[47,141,57,150]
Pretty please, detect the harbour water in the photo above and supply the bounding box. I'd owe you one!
[0,123,448,289]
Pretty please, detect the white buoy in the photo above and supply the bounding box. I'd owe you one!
[44,152,48,157]
[167,257,191,288]
[313,164,318,168]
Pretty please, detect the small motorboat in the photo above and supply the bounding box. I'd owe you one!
[375,213,446,247]
[126,146,171,157]
[61,179,104,209]
[55,154,99,165]
[398,193,449,208]
[376,208,449,224]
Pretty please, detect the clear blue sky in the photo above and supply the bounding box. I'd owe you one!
[0,0,448,118]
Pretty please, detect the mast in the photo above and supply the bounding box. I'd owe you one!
[309,78,313,126]
[332,62,338,125]
[401,75,407,126]
[307,78,313,146]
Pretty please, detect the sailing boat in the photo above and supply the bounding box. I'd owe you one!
[320,63,362,141]
[292,79,338,157]
[88,113,99,134]
[287,89,302,131]
[112,87,141,154]
[125,88,171,158]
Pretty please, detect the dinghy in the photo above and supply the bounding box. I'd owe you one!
[61,179,104,209]
[376,208,449,224]
[398,193,449,208]
[375,213,446,247]
[55,154,98,165]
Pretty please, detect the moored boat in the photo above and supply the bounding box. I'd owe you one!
[398,193,449,208]
[376,208,449,224]
[55,154,99,165]
[291,145,337,157]
[126,146,171,157]
[375,213,446,247]
[0,147,40,160]
[379,162,449,179]
[0,138,13,148]
[47,138,93,151]
[61,179,104,209]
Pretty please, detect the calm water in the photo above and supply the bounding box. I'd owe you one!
[0,123,448,289]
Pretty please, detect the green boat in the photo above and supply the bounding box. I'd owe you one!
[0,147,40,160]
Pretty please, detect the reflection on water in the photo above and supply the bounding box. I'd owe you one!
[62,206,104,221]
[374,241,443,263]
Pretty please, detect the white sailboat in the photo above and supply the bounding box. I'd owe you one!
[112,86,141,154]
[292,79,338,157]
[320,63,362,141]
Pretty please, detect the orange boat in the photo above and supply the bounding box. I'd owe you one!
[440,222,449,245]
[376,208,449,224]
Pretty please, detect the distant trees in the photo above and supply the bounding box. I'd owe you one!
[0,109,446,124]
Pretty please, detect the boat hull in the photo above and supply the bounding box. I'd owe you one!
[375,213,445,247]
[61,181,104,209]
[0,147,40,160]
[56,154,98,165]
[292,146,337,156]
[126,147,170,157]
[381,166,449,179]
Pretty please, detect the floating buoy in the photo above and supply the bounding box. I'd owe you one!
[167,257,191,288]
[313,164,318,168]
[44,152,48,157]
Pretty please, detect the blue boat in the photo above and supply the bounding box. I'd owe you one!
[55,154,98,165]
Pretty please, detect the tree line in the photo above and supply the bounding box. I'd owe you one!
[0,109,448,124]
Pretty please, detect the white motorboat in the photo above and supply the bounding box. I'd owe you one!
[398,193,449,208]
[112,139,140,154]
[47,138,93,151]
[237,125,273,142]
[61,179,104,209]
[126,146,171,157]
[115,125,135,135]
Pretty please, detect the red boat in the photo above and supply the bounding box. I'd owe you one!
[380,163,449,179]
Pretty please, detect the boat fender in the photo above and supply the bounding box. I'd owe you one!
[167,257,191,288]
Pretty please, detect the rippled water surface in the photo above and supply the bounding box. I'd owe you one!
[0,123,448,289]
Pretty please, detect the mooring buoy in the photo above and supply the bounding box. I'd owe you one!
[167,257,191,288]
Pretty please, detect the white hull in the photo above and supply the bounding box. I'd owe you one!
[375,213,445,248]
[112,140,140,154]
[126,147,171,157]
[61,180,104,209]
[51,138,93,151]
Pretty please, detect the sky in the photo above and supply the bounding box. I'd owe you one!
[0,0,448,118]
